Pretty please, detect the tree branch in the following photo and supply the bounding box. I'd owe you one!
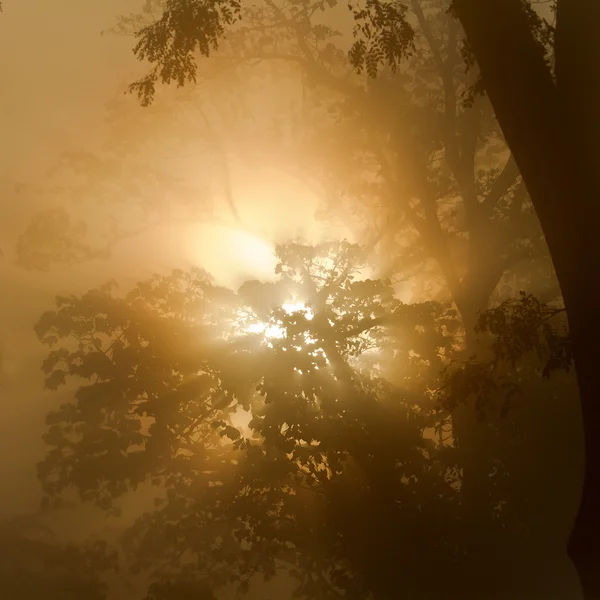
[482,154,520,212]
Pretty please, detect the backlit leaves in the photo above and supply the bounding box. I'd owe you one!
[36,241,462,598]
[439,292,571,418]
[477,291,571,378]
[348,0,415,78]
[129,0,242,106]
[35,240,570,599]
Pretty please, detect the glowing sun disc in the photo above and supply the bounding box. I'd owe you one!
[183,224,277,286]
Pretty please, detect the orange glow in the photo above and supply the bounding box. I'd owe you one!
[182,224,278,287]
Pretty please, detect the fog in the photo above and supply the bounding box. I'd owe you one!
[0,1,590,599]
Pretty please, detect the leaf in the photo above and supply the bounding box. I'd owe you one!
[221,425,241,441]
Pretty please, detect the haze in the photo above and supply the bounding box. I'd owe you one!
[0,1,589,600]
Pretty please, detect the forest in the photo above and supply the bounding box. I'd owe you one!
[0,0,598,599]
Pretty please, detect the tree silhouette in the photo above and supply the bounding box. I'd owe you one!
[112,0,600,594]
[441,4,600,592]
[34,241,579,599]
[35,242,470,599]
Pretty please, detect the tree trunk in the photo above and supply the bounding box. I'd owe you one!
[452,297,498,597]
[452,0,600,597]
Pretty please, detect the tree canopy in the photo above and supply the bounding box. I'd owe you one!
[34,241,578,599]
[104,1,600,594]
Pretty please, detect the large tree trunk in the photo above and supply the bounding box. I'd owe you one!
[452,0,600,597]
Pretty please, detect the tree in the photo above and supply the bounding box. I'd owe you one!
[114,0,600,594]
[104,0,571,584]
[442,3,600,594]
[32,241,469,599]
[35,241,580,599]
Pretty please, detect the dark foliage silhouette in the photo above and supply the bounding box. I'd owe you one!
[33,241,579,599]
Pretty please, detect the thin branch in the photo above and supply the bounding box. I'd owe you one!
[482,154,520,211]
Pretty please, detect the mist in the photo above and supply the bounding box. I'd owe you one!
[0,1,594,599]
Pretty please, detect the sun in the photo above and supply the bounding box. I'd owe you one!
[183,224,278,287]
[245,301,314,341]
[240,301,330,373]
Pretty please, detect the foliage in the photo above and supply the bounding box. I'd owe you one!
[476,291,570,378]
[36,241,469,599]
[439,292,571,419]
[130,0,242,106]
[348,0,415,78]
